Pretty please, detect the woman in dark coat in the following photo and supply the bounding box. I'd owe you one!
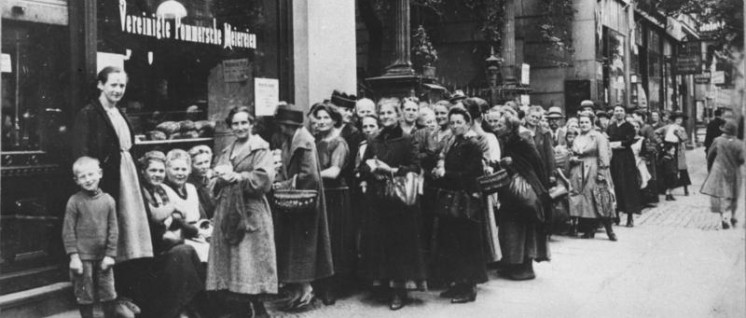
[494,110,551,281]
[606,106,642,227]
[310,103,353,305]
[358,98,426,311]
[431,107,487,303]
[72,66,152,302]
[272,105,334,310]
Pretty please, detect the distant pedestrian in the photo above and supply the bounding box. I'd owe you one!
[701,120,744,229]
[607,106,642,227]
[656,112,691,199]
[704,108,733,159]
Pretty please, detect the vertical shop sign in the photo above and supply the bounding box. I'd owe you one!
[222,59,251,82]
[521,64,530,85]
[1,54,11,73]
[254,78,279,116]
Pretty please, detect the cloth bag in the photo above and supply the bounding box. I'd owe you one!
[592,179,616,218]
[384,172,419,206]
[502,173,544,222]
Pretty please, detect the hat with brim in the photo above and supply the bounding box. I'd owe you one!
[275,105,304,126]
[449,90,467,103]
[330,90,357,109]
[546,106,563,119]
[595,110,610,119]
[670,111,688,121]
[721,120,738,135]
[580,100,595,110]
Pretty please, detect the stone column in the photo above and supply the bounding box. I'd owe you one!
[383,0,415,76]
[501,0,516,84]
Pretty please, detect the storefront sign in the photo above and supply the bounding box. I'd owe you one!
[675,55,701,74]
[711,71,725,85]
[254,78,279,116]
[223,59,251,82]
[694,71,711,84]
[118,0,256,49]
[1,54,11,73]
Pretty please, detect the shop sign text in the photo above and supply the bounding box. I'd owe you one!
[118,0,256,50]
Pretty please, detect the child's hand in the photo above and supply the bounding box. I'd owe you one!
[100,256,115,271]
[69,254,83,275]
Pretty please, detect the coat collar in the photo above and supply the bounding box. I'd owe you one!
[288,126,315,154]
[377,124,404,141]
[222,135,269,166]
[91,98,135,145]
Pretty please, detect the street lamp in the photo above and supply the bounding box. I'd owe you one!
[156,0,187,19]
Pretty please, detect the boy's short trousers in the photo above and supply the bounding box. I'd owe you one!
[70,260,117,304]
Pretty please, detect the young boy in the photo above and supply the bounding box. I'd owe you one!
[62,156,118,318]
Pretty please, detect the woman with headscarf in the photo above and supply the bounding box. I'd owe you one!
[358,97,426,310]
[701,120,744,229]
[493,111,551,280]
[431,107,487,303]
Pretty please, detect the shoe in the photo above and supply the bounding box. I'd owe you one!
[722,221,731,230]
[451,286,477,304]
[608,232,617,241]
[252,301,269,318]
[626,217,634,228]
[320,289,336,306]
[506,261,536,281]
[665,194,675,201]
[580,232,595,239]
[439,286,459,299]
[389,293,405,311]
[731,218,738,227]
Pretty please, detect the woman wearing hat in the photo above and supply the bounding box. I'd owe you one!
[701,120,744,229]
[272,104,334,310]
[655,111,691,200]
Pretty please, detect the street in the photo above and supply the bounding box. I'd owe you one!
[47,147,746,318]
[265,147,746,318]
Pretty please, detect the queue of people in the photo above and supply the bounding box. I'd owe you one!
[63,66,743,318]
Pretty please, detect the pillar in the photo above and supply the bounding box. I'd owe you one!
[383,0,415,76]
[501,0,516,84]
[292,0,357,111]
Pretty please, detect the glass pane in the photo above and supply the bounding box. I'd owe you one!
[1,21,70,152]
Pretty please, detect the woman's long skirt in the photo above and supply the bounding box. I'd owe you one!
[324,186,355,276]
[435,217,488,285]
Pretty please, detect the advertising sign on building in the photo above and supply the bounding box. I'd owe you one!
[521,64,530,85]
[711,71,725,85]
[675,55,701,74]
[222,59,251,82]
[694,71,711,84]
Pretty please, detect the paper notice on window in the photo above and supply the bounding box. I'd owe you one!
[96,52,125,74]
[1,54,11,73]
[254,78,279,117]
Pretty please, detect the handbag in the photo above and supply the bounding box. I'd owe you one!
[501,173,544,222]
[549,169,570,201]
[591,179,616,218]
[384,172,419,206]
[433,188,481,219]
[477,169,510,194]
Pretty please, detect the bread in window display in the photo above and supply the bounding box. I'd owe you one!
[173,120,199,139]
[155,121,181,137]
[147,130,168,141]
[195,120,215,137]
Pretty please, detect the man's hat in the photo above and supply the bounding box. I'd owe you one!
[546,106,563,119]
[449,90,467,103]
[595,110,610,119]
[580,100,595,110]
[275,104,304,126]
[721,120,738,135]
[330,90,357,109]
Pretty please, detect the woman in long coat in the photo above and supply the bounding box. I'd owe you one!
[431,107,487,303]
[494,111,551,281]
[207,107,277,316]
[272,105,334,310]
[607,106,642,227]
[72,66,152,302]
[568,113,617,241]
[656,112,691,200]
[358,98,426,310]
[701,120,744,229]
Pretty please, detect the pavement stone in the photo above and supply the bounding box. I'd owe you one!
[46,148,746,318]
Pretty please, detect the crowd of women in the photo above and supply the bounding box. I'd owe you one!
[72,66,743,318]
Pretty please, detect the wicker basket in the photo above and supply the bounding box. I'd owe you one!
[477,169,510,194]
[272,189,318,211]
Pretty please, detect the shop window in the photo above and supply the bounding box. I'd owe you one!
[1,21,70,152]
[603,27,625,107]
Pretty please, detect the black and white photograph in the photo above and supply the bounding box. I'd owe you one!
[0,0,744,317]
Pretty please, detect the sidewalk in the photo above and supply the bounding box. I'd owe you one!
[46,148,746,318]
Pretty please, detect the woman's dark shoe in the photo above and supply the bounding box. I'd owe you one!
[320,289,336,306]
[389,293,405,311]
[626,215,634,228]
[665,194,675,201]
[608,232,617,241]
[722,221,731,230]
[731,218,738,227]
[684,187,689,196]
[439,285,459,299]
[506,261,536,280]
[451,285,477,304]
[251,300,269,318]
[580,232,595,239]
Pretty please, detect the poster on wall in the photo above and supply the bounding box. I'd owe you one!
[223,59,251,82]
[255,78,279,116]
